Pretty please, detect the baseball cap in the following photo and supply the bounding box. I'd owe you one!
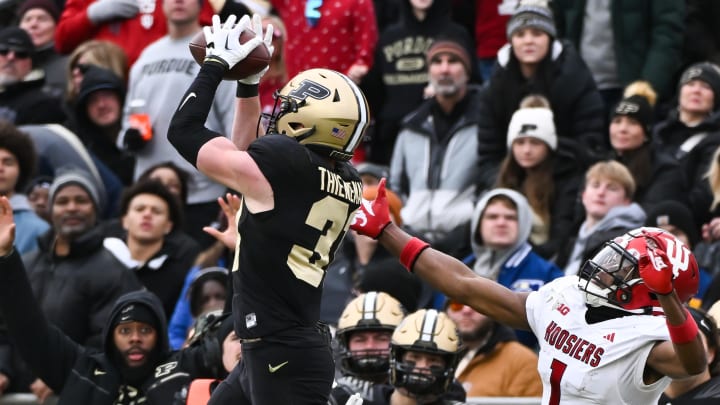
[0,27,34,56]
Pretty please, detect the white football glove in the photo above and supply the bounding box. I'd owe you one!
[344,393,363,405]
[203,14,262,70]
[238,13,275,85]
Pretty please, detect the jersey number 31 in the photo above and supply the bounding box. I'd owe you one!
[288,196,352,287]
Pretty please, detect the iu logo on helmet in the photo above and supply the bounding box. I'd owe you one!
[664,237,691,276]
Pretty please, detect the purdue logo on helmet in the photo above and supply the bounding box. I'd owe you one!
[336,292,405,380]
[267,68,370,161]
[390,309,461,400]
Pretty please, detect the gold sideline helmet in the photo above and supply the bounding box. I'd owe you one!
[266,68,370,161]
[336,291,405,380]
[390,309,461,400]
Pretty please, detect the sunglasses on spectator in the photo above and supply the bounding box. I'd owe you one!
[71,63,91,73]
[0,47,31,59]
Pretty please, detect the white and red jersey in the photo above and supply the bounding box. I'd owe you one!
[525,276,671,404]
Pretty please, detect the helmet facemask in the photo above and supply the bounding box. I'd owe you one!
[578,241,645,312]
[338,341,391,382]
[265,91,313,140]
[391,346,457,402]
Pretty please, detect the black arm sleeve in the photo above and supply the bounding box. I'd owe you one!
[0,250,81,392]
[168,62,227,168]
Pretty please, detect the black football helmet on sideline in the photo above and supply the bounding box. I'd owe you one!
[390,309,461,401]
[336,291,405,381]
[266,68,370,161]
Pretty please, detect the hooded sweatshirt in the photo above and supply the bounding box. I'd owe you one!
[0,244,228,405]
[467,188,563,289]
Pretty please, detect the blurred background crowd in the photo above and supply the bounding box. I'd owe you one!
[2,0,720,403]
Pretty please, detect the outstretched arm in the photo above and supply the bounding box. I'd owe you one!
[0,197,81,392]
[643,260,706,377]
[352,180,530,330]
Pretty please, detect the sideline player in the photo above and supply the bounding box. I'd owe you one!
[168,13,369,404]
[350,180,706,404]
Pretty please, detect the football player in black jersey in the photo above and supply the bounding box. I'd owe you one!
[168,13,369,405]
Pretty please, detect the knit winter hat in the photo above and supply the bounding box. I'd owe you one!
[644,200,700,248]
[506,1,556,39]
[17,0,60,23]
[111,302,161,329]
[506,107,557,150]
[49,166,105,213]
[679,62,720,109]
[426,39,472,75]
[612,95,654,135]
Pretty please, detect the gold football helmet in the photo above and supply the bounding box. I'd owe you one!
[336,291,405,380]
[266,68,370,161]
[390,309,460,400]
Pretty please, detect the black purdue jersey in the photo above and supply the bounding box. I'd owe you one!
[232,134,362,339]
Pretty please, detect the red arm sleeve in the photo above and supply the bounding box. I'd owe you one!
[55,0,100,54]
[351,0,378,69]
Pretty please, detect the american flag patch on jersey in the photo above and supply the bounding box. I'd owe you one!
[331,127,347,139]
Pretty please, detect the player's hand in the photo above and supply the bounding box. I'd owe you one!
[639,247,674,295]
[345,393,363,405]
[0,372,9,395]
[203,14,262,70]
[86,0,139,24]
[351,178,391,239]
[123,128,149,151]
[0,197,16,257]
[203,193,242,250]
[346,63,368,84]
[29,379,53,403]
[238,13,274,86]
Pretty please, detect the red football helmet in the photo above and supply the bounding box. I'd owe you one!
[578,227,699,315]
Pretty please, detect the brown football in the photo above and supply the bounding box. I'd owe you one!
[188,29,271,81]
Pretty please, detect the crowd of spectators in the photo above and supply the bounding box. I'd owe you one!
[4,0,720,403]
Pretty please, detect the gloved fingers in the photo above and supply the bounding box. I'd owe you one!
[203,26,214,48]
[221,14,237,31]
[263,23,274,56]
[240,37,263,56]
[251,13,263,39]
[236,14,251,32]
[211,14,223,35]
[227,21,243,50]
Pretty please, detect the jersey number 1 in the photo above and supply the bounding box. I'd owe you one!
[288,196,351,287]
[549,358,567,405]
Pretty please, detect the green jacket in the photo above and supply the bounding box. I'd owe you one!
[552,0,685,99]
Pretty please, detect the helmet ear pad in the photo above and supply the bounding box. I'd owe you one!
[615,288,632,304]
